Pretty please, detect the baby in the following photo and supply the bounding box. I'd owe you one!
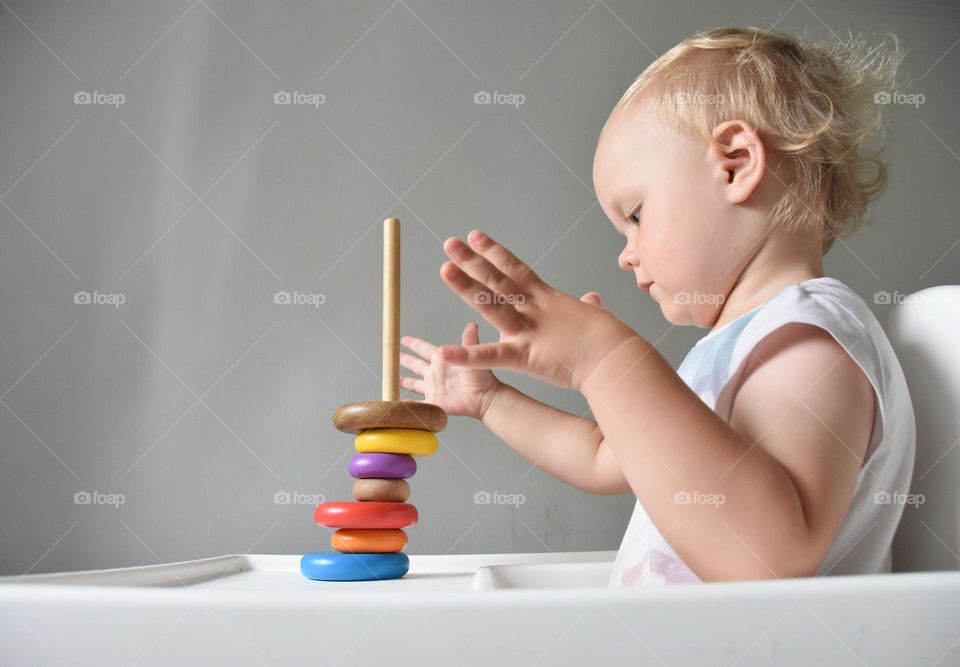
[400,26,916,587]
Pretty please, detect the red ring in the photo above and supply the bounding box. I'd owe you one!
[314,502,418,529]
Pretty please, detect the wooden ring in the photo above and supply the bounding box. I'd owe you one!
[332,400,446,434]
[353,478,410,502]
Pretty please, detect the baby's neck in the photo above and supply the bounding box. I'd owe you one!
[712,239,824,332]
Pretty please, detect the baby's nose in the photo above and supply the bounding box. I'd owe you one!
[618,244,638,271]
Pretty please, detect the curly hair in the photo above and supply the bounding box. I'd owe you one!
[613,26,904,253]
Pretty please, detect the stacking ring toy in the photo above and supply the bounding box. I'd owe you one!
[332,528,407,553]
[332,400,446,434]
[355,428,438,457]
[314,501,418,529]
[300,552,409,581]
[349,452,416,479]
[301,220,448,584]
[353,478,410,502]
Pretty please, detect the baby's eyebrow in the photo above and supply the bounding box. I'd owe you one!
[621,196,642,216]
[607,214,626,236]
[595,198,622,233]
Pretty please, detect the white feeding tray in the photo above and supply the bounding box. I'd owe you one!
[1,551,958,666]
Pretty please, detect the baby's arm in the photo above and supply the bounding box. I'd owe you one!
[481,383,630,495]
[433,230,874,580]
[402,327,628,494]
[579,322,875,581]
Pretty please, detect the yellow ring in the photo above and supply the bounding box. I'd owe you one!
[355,428,439,457]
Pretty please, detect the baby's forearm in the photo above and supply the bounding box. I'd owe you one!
[480,382,605,493]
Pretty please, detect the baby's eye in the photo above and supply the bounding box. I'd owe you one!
[628,207,642,224]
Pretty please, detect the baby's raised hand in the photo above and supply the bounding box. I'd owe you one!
[400,322,503,420]
[437,230,637,390]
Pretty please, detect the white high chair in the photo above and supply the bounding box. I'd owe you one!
[1,287,958,666]
[884,285,960,573]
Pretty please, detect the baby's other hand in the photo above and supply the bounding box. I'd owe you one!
[400,323,503,421]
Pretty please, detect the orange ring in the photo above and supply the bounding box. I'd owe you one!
[331,528,408,553]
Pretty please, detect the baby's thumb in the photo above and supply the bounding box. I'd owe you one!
[462,321,480,345]
[580,291,603,306]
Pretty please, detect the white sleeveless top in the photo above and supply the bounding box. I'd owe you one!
[607,277,917,587]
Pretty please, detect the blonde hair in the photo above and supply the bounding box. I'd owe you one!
[614,26,904,253]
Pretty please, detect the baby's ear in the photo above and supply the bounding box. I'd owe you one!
[710,119,766,205]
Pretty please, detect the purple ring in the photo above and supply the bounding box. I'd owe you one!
[349,453,416,479]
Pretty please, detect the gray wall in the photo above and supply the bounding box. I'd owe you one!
[1,0,957,575]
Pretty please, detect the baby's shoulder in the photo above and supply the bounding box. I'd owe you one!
[752,277,875,331]
[709,277,884,421]
[734,277,881,367]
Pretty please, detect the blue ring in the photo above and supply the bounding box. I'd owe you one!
[300,552,410,581]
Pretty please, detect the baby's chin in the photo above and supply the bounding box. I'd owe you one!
[654,291,723,328]
[660,309,702,327]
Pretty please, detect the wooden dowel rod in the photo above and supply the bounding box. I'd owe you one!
[383,218,400,401]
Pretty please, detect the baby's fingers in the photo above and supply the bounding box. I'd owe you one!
[439,341,523,371]
[400,375,425,396]
[401,335,437,360]
[400,352,428,377]
[461,321,480,346]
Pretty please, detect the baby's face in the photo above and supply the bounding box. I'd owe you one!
[593,106,760,328]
